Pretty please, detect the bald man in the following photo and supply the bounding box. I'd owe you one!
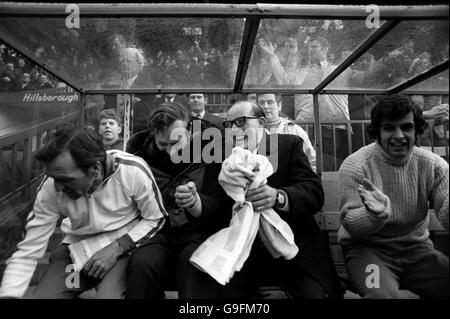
[219,100,342,299]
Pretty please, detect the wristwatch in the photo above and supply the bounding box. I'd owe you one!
[275,190,286,209]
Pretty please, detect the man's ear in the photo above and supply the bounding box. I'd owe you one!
[118,125,122,134]
[89,161,102,177]
[278,100,282,112]
[258,117,266,128]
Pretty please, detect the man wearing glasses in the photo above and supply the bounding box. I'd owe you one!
[219,100,342,299]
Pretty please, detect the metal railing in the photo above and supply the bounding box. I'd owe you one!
[0,112,80,259]
[0,112,80,201]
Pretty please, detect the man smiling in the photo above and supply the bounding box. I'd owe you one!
[338,94,449,299]
[219,101,342,299]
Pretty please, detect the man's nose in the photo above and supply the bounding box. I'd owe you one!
[393,127,405,138]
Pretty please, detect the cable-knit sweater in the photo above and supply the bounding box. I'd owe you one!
[338,142,449,246]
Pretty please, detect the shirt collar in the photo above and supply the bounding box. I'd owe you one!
[87,152,119,195]
[192,110,205,119]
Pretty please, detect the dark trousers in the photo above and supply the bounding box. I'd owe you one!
[220,244,329,299]
[31,244,127,299]
[343,241,449,299]
[126,233,220,299]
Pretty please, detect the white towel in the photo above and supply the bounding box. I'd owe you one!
[190,147,299,285]
[68,219,139,272]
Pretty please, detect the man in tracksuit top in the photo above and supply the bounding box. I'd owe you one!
[0,128,167,298]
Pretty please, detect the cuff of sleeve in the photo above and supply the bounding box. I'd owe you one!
[277,189,290,212]
[369,195,392,220]
[186,192,202,216]
[116,234,136,253]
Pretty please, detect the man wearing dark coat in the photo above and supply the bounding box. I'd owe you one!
[219,100,342,299]
[188,93,224,130]
[125,102,233,299]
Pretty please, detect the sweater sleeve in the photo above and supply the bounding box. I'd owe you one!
[431,158,449,230]
[116,164,167,252]
[339,158,390,238]
[0,178,60,298]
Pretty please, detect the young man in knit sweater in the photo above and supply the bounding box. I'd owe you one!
[338,94,448,299]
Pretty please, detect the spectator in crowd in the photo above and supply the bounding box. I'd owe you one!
[219,100,342,299]
[18,73,34,91]
[118,47,145,89]
[0,62,19,92]
[0,128,167,298]
[258,36,352,171]
[125,102,233,298]
[277,37,300,73]
[408,52,432,76]
[338,94,449,299]
[245,37,276,86]
[97,109,124,151]
[36,74,53,90]
[410,95,449,147]
[14,58,30,77]
[257,93,317,172]
[188,93,224,129]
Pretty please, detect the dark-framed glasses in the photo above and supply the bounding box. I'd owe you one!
[223,116,258,128]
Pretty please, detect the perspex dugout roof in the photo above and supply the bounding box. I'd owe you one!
[0,2,448,95]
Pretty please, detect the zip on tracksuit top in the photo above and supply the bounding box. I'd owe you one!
[0,150,167,298]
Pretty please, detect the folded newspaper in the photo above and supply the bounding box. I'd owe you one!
[190,147,299,285]
[68,219,139,272]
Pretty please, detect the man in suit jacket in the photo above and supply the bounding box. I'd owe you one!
[220,100,342,299]
[188,93,223,130]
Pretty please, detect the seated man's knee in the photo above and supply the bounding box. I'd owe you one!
[127,246,167,276]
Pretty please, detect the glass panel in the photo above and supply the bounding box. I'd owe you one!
[0,17,244,90]
[404,69,449,92]
[329,20,449,90]
[244,19,381,89]
[0,42,81,261]
[0,42,81,139]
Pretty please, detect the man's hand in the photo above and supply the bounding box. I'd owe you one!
[358,178,389,216]
[174,181,198,209]
[256,38,276,58]
[424,104,449,123]
[83,241,123,281]
[246,184,278,212]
